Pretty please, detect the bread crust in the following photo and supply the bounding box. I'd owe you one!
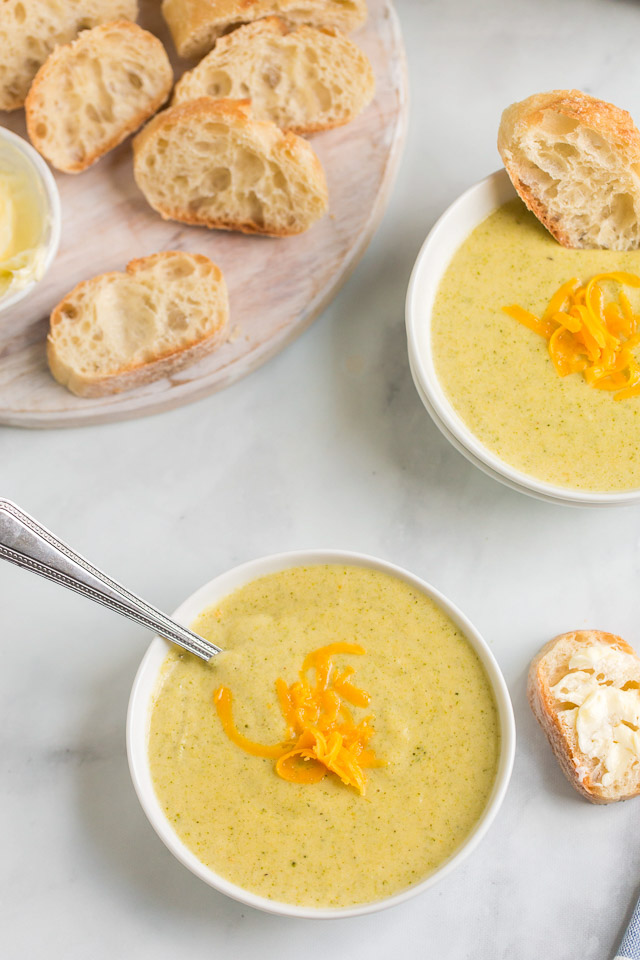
[0,0,139,111]
[527,629,640,804]
[132,97,328,236]
[161,0,368,59]
[171,17,375,135]
[47,252,228,397]
[25,21,173,174]
[498,89,640,249]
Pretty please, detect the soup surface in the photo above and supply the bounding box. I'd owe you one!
[432,199,640,491]
[148,565,500,907]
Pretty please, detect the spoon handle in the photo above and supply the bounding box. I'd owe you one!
[0,499,220,661]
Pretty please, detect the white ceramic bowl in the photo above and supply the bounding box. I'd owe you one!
[406,169,640,507]
[0,126,61,314]
[127,549,515,919]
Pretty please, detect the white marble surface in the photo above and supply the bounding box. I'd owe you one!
[2,0,640,956]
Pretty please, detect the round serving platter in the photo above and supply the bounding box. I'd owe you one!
[0,0,407,428]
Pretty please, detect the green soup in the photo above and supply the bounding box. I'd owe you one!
[432,199,640,491]
[148,565,500,908]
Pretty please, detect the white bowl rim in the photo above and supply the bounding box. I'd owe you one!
[127,548,516,920]
[0,126,61,314]
[406,168,640,506]
[408,352,608,507]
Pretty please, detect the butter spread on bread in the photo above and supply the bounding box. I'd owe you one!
[528,630,640,803]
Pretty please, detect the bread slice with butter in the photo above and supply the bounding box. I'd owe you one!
[47,251,229,397]
[0,0,139,111]
[162,0,368,60]
[172,18,375,134]
[528,630,640,803]
[133,97,328,236]
[25,21,173,174]
[498,90,640,250]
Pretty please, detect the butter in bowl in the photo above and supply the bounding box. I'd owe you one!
[0,126,60,314]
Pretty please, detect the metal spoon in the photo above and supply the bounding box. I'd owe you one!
[0,498,220,661]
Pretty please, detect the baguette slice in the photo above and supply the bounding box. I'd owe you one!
[133,98,328,236]
[25,21,173,174]
[47,251,229,397]
[0,0,139,112]
[498,89,640,251]
[162,0,367,59]
[172,18,374,134]
[528,630,640,803]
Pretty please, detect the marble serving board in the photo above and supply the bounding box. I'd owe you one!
[0,0,407,428]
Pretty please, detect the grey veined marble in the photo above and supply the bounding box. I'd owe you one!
[2,1,640,958]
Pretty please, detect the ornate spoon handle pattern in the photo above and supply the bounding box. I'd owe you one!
[0,498,220,661]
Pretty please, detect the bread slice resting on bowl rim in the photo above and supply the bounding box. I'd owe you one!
[498,89,640,251]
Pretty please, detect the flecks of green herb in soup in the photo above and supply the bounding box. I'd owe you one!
[148,565,500,908]
[432,198,640,491]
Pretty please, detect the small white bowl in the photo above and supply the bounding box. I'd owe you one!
[127,549,515,919]
[0,127,61,314]
[406,169,640,507]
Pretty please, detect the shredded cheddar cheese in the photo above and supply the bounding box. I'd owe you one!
[503,273,640,400]
[213,643,384,795]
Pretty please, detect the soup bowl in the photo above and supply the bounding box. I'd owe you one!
[127,549,515,919]
[406,169,640,507]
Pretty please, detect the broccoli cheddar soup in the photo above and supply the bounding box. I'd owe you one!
[432,199,640,491]
[148,565,500,908]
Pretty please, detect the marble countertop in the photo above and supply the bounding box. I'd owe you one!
[3,0,640,956]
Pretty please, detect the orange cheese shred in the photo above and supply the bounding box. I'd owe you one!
[213,687,284,759]
[503,273,640,400]
[502,304,555,339]
[213,643,384,795]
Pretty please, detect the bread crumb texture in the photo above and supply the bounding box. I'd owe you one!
[0,0,139,111]
[173,18,374,133]
[498,89,640,251]
[162,0,368,59]
[528,630,640,802]
[47,251,229,397]
[25,21,173,173]
[133,98,328,235]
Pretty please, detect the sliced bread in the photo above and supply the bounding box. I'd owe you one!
[162,0,367,59]
[47,251,229,397]
[0,0,139,111]
[133,97,328,235]
[528,630,640,803]
[172,18,374,134]
[25,21,173,174]
[498,89,640,251]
